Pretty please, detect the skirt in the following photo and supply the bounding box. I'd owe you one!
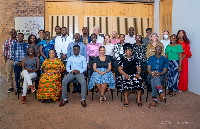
[88,68,115,90]
[167,60,180,91]
[116,74,143,92]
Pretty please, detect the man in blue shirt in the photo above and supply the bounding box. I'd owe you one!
[67,33,87,94]
[60,44,87,107]
[12,33,29,94]
[147,45,168,108]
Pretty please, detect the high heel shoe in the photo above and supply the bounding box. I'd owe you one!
[99,95,104,103]
[103,94,106,101]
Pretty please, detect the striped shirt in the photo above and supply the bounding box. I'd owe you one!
[3,38,18,59]
[12,41,29,65]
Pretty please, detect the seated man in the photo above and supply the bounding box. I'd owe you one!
[59,44,87,107]
[147,45,168,108]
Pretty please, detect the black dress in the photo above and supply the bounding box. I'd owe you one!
[116,56,143,92]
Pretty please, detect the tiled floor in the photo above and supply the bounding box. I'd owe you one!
[0,74,200,129]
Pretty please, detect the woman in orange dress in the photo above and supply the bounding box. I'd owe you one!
[177,30,192,91]
[37,49,65,103]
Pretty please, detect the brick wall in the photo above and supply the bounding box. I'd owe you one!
[0,0,44,75]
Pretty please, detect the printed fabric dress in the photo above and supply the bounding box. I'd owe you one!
[38,40,55,70]
[116,56,143,92]
[88,56,115,90]
[37,58,65,101]
[178,40,192,91]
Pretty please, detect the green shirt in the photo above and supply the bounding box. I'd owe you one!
[165,44,183,60]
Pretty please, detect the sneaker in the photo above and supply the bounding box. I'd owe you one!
[149,101,158,108]
[7,88,14,93]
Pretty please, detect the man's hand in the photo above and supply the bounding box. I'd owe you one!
[74,70,80,74]
[17,62,22,67]
[155,71,161,77]
[87,63,90,69]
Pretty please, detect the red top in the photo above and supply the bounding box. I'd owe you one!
[178,40,192,58]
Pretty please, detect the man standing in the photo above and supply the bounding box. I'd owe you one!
[142,28,152,46]
[80,27,91,45]
[51,26,61,41]
[3,29,18,93]
[37,29,45,43]
[59,44,87,107]
[111,31,120,45]
[55,27,73,64]
[147,45,168,108]
[12,33,29,94]
[160,30,170,53]
[93,26,104,44]
[67,33,87,93]
[124,27,136,44]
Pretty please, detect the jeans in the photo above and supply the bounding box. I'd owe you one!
[14,64,22,89]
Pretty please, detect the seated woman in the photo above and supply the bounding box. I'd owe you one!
[165,34,183,96]
[21,47,40,104]
[116,43,143,107]
[88,46,115,103]
[37,49,65,103]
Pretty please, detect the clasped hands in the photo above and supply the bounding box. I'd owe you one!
[46,67,61,76]
[124,73,140,80]
[151,71,161,78]
[71,69,80,75]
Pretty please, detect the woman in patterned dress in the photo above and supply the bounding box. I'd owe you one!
[37,49,65,103]
[116,43,143,107]
[38,31,55,73]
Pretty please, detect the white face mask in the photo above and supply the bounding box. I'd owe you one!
[163,35,168,39]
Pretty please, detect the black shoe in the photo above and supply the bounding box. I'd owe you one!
[7,88,14,93]
[72,89,76,94]
[41,99,46,103]
[47,99,52,103]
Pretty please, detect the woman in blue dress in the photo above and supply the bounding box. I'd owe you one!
[38,31,55,72]
[88,46,115,103]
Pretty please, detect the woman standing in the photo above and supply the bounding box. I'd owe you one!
[116,43,143,107]
[38,31,55,72]
[165,34,183,96]
[21,47,40,104]
[28,34,40,57]
[177,30,192,91]
[88,46,115,103]
[132,34,147,79]
[37,49,65,103]
[103,34,114,70]
[146,33,164,60]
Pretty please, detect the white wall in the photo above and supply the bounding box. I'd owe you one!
[172,0,200,95]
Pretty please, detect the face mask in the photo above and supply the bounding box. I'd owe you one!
[163,35,168,39]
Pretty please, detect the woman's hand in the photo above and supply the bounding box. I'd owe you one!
[124,74,130,80]
[99,72,105,75]
[177,66,182,72]
[135,74,140,79]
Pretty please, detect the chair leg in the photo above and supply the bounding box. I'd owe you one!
[111,89,113,101]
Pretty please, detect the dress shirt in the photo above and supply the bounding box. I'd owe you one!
[111,38,120,45]
[86,43,102,63]
[124,35,136,44]
[12,41,29,65]
[3,38,18,59]
[146,42,164,60]
[67,42,87,60]
[160,39,170,53]
[96,35,104,45]
[113,43,125,60]
[55,35,73,59]
[66,54,87,74]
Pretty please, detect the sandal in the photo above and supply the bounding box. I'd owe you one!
[99,95,104,103]
[22,96,27,104]
[137,103,142,107]
[103,94,107,101]
[30,85,35,93]
[124,103,129,107]
[41,99,46,103]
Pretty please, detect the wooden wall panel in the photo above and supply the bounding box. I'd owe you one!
[159,0,172,40]
[45,1,154,37]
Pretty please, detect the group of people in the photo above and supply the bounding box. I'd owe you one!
[3,25,192,108]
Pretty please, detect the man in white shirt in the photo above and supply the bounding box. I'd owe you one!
[55,27,73,63]
[93,26,104,44]
[160,30,170,53]
[124,27,136,44]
